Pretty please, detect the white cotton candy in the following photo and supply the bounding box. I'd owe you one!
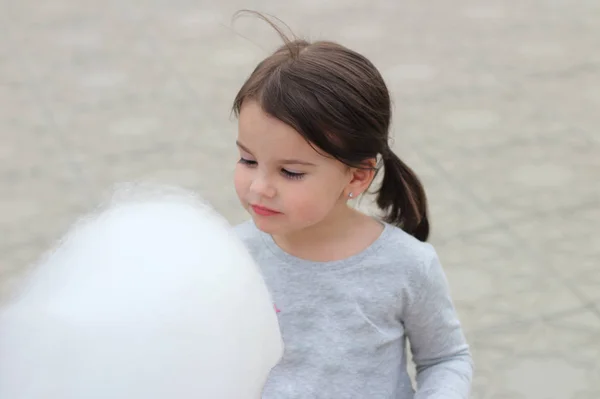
[0,185,283,399]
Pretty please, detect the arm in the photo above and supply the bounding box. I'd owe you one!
[402,245,473,399]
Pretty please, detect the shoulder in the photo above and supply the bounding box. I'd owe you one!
[232,219,265,254]
[377,223,440,279]
[379,223,438,264]
[378,225,454,315]
[232,219,257,239]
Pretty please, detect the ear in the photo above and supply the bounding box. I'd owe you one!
[344,158,377,199]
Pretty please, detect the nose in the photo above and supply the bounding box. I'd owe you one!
[249,173,276,198]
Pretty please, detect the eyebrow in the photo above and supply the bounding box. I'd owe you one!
[236,140,317,166]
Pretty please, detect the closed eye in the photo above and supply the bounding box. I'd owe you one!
[238,157,257,166]
[239,158,305,180]
[281,169,305,180]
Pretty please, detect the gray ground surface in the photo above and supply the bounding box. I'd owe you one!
[1,1,599,397]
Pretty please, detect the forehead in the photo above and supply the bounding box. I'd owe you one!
[237,101,322,160]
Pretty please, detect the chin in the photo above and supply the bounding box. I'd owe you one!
[252,218,280,235]
[253,217,318,239]
[250,216,289,236]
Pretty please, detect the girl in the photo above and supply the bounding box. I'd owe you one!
[232,12,473,399]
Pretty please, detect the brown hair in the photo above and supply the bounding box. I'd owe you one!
[231,11,430,241]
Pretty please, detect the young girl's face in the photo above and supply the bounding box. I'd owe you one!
[234,101,352,235]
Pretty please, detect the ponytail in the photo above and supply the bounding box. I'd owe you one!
[376,151,429,241]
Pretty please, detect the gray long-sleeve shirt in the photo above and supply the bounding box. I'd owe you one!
[235,220,473,398]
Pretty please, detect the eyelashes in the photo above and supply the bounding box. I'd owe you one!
[238,158,306,180]
[281,169,305,180]
[238,157,256,166]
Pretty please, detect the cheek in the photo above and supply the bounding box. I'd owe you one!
[233,166,249,199]
[285,181,339,221]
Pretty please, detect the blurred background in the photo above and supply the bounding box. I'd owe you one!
[1,0,599,397]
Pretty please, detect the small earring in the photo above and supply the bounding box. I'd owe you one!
[348,192,354,198]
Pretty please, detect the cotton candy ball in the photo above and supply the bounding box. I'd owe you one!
[0,185,283,399]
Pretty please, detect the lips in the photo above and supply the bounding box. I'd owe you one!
[251,205,281,216]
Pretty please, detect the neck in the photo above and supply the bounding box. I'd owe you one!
[271,205,381,262]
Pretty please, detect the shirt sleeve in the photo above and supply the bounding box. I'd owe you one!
[401,245,474,399]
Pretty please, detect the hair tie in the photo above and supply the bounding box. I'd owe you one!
[381,145,392,160]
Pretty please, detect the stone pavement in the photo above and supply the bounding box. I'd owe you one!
[1,0,599,397]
